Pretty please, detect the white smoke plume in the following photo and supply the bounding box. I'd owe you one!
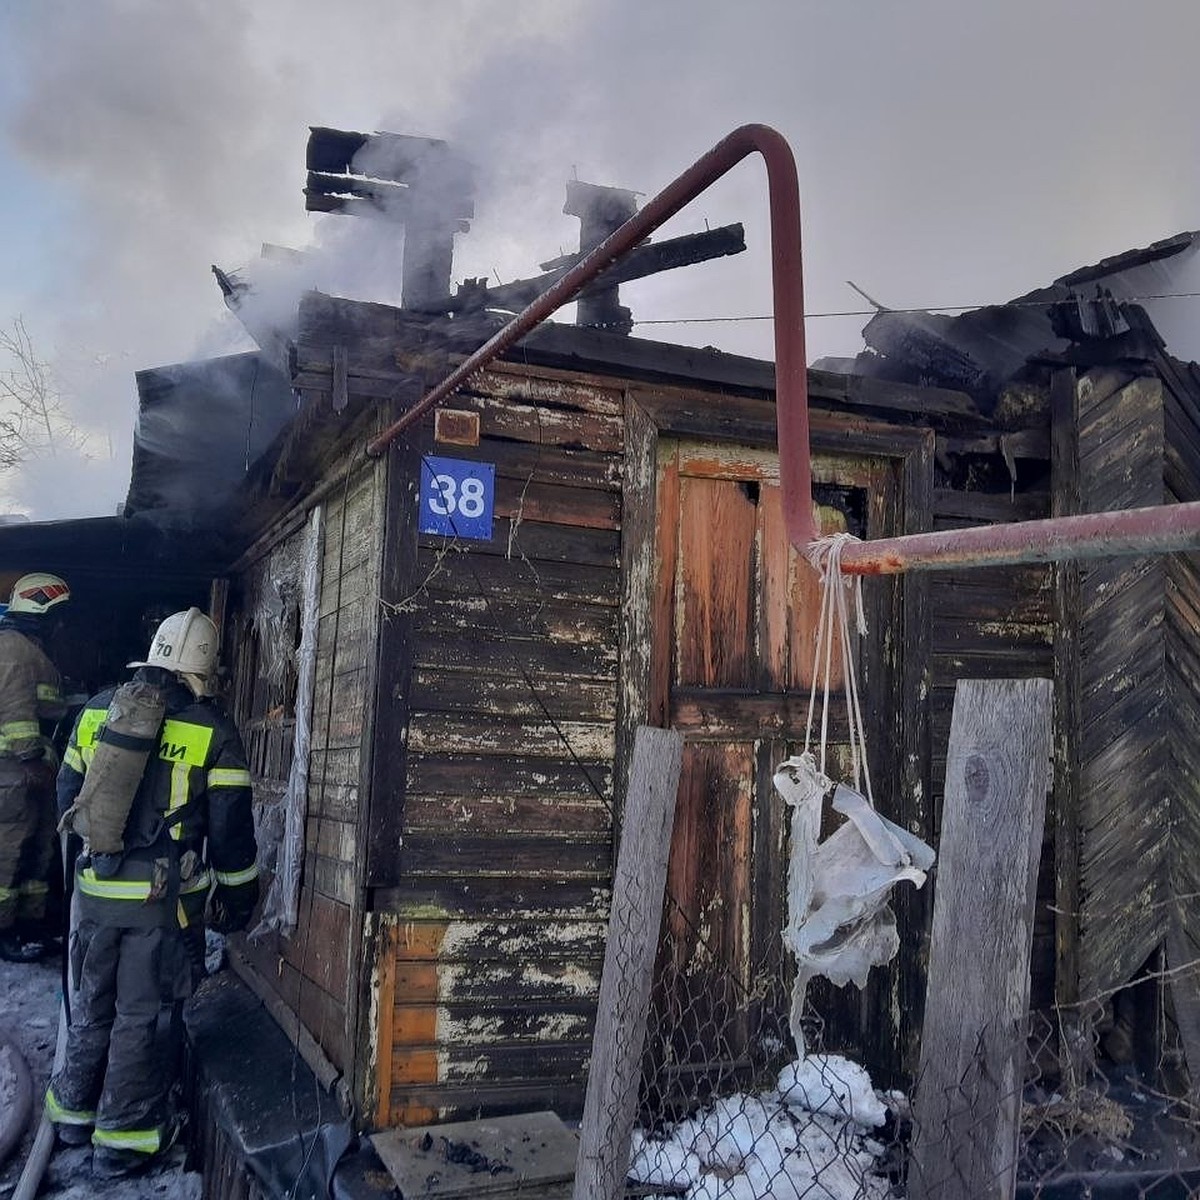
[2,0,1198,519]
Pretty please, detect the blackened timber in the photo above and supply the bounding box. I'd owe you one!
[364,420,421,888]
[294,291,985,426]
[615,396,658,821]
[406,754,612,800]
[304,171,413,216]
[400,833,612,878]
[894,424,935,1079]
[412,224,747,318]
[378,877,609,920]
[415,550,619,606]
[414,596,617,649]
[418,521,620,568]
[404,792,610,835]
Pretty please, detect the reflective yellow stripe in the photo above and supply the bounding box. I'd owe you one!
[75,708,105,749]
[64,745,84,773]
[18,880,48,896]
[158,719,213,766]
[79,710,213,765]
[92,1126,161,1153]
[208,767,251,788]
[78,870,153,901]
[0,720,40,739]
[45,1089,95,1126]
[0,884,17,901]
[36,683,61,702]
[214,864,259,887]
[167,762,190,841]
[181,870,212,895]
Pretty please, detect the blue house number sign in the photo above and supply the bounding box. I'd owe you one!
[419,455,495,540]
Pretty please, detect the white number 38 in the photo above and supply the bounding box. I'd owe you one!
[428,473,486,519]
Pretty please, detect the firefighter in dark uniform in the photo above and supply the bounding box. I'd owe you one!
[0,572,70,962]
[45,607,259,1178]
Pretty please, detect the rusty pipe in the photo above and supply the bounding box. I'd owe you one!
[366,124,816,546]
[837,500,1200,575]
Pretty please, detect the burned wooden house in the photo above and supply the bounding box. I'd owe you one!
[10,124,1199,1195]
[201,126,1200,1154]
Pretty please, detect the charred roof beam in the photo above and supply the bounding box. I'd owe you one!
[408,223,746,319]
[304,126,475,310]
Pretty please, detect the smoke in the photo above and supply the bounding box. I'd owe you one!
[2,0,1199,519]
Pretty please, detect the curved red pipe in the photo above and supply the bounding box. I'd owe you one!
[367,123,816,548]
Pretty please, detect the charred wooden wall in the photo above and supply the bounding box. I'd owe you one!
[369,361,622,1126]
[926,451,1055,1015]
[1160,356,1200,1081]
[230,449,384,1079]
[1054,369,1168,1003]
[1051,360,1200,1085]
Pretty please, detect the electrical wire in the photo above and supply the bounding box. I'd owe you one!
[623,289,1200,327]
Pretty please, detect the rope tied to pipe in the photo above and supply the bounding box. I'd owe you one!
[802,532,872,802]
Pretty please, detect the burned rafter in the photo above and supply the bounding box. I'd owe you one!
[408,223,747,320]
[304,126,475,309]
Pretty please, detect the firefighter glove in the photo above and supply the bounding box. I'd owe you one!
[209,879,259,934]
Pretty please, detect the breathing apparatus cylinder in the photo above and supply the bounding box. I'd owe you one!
[58,680,166,877]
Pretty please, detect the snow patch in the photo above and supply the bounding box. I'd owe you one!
[629,1056,889,1200]
[777,1055,887,1129]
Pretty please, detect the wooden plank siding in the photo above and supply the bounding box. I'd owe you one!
[1058,371,1170,1003]
[233,450,384,1079]
[374,362,623,1126]
[1160,357,1200,1085]
[927,460,1055,1014]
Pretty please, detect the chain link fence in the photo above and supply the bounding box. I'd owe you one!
[615,896,1200,1199]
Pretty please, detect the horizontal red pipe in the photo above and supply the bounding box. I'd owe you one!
[367,124,816,547]
[838,501,1200,575]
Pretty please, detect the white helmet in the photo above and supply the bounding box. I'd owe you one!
[128,607,219,691]
[8,572,71,615]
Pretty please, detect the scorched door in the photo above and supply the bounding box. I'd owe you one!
[645,438,895,1100]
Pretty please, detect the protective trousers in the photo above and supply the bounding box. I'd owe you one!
[0,758,55,929]
[46,912,178,1155]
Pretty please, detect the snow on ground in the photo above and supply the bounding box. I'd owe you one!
[0,958,201,1200]
[629,1054,890,1200]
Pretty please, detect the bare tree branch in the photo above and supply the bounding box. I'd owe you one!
[0,317,86,472]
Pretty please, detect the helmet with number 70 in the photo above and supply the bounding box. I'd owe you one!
[8,572,71,615]
[127,607,219,694]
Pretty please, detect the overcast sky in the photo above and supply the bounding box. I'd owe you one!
[1,0,1198,520]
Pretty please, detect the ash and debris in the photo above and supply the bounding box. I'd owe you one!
[417,1130,515,1177]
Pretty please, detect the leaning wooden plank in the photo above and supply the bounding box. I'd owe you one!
[910,678,1053,1200]
[572,726,684,1200]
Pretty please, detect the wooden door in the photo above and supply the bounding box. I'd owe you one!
[646,439,893,1102]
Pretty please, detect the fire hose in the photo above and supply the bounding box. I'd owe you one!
[0,1026,34,1169]
[11,832,76,1200]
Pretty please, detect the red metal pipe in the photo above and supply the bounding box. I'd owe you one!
[838,501,1200,575]
[366,123,817,547]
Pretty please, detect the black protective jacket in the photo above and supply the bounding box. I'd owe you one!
[58,671,258,917]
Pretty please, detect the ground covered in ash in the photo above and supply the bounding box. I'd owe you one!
[0,957,201,1200]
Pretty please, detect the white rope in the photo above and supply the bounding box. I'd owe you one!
[802,533,874,805]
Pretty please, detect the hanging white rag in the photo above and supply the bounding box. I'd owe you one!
[778,532,935,1052]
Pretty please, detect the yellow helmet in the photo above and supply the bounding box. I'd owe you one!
[8,572,71,615]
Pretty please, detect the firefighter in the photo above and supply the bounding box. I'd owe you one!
[0,571,70,963]
[45,607,259,1179]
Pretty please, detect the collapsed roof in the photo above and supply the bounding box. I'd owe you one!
[817,230,1200,409]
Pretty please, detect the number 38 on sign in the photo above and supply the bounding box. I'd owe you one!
[419,455,496,540]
